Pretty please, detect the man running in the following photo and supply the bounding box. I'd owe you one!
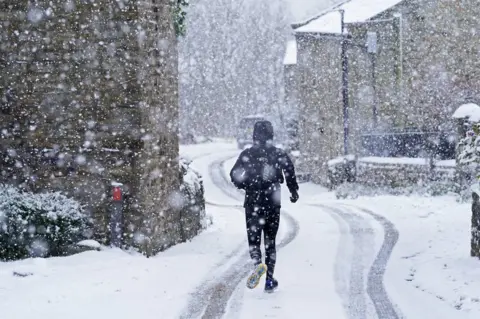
[230,120,299,292]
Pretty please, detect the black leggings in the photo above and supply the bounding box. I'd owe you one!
[245,205,280,280]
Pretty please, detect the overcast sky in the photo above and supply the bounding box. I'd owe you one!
[286,0,342,22]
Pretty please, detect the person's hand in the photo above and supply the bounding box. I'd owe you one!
[290,190,299,203]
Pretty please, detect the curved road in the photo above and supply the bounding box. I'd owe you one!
[180,149,400,318]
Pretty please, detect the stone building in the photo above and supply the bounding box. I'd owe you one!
[283,39,298,112]
[285,0,480,184]
[0,1,181,254]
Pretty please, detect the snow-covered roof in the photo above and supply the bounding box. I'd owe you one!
[243,114,266,119]
[452,103,480,122]
[283,40,297,65]
[296,0,404,34]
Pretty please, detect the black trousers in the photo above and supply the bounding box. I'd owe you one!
[245,204,280,280]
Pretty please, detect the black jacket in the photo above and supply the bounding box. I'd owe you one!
[230,144,299,208]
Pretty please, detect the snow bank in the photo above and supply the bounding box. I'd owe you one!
[296,0,404,34]
[452,103,480,122]
[283,39,297,65]
[76,240,102,250]
[303,190,480,317]
[351,196,480,317]
[359,156,428,166]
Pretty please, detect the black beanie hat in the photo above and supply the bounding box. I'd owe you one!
[253,120,274,143]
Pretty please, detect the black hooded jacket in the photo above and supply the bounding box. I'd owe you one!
[230,120,299,208]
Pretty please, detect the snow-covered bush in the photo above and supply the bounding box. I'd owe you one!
[179,158,208,241]
[461,125,480,258]
[173,0,189,37]
[457,129,479,164]
[455,125,480,202]
[457,127,480,178]
[0,185,93,261]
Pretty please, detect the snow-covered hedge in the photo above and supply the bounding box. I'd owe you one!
[179,158,208,241]
[0,185,93,261]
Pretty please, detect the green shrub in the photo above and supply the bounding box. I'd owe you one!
[0,185,93,261]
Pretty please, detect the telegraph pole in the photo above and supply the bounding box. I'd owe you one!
[340,10,349,155]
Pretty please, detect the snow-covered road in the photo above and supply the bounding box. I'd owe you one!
[1,141,480,319]
[182,142,480,318]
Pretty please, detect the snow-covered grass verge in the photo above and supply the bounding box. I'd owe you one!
[0,205,246,319]
[362,196,480,317]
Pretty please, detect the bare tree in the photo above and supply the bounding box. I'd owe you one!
[179,0,290,137]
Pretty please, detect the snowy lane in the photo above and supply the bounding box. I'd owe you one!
[183,143,480,318]
[316,204,400,319]
[208,157,244,204]
[181,152,300,319]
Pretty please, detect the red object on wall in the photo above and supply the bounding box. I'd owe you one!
[113,187,122,201]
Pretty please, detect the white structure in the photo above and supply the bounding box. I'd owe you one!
[452,103,480,123]
[283,40,298,66]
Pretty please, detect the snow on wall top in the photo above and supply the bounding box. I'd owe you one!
[359,156,428,166]
[296,0,404,34]
[452,103,480,122]
[283,40,297,65]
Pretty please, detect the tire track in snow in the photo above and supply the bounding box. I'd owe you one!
[343,205,400,319]
[316,204,400,319]
[320,205,374,319]
[325,212,352,312]
[180,155,299,319]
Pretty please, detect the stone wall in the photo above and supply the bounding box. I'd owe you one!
[284,64,298,114]
[296,33,344,184]
[0,1,181,254]
[328,156,456,189]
